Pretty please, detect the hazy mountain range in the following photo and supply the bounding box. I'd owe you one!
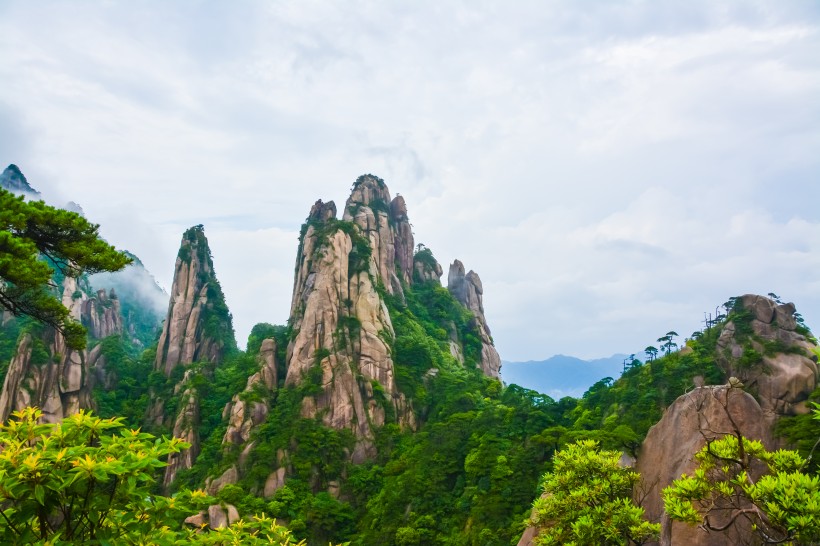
[501,354,629,399]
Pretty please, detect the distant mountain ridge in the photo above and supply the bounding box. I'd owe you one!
[501,353,628,398]
[0,164,40,196]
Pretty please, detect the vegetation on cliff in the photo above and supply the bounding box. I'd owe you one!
[0,187,131,349]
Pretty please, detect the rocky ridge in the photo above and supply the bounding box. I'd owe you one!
[203,175,504,500]
[518,294,819,546]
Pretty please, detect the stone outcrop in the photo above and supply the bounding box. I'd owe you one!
[153,225,235,489]
[637,385,774,546]
[81,289,122,339]
[0,276,108,423]
[222,338,278,447]
[341,175,415,298]
[447,260,502,378]
[184,504,240,530]
[287,178,415,462]
[716,294,818,427]
[413,247,443,284]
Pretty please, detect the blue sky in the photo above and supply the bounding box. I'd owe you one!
[2,1,819,361]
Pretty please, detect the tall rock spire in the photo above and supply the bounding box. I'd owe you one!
[155,225,235,376]
[286,176,415,462]
[152,225,235,489]
[447,260,502,379]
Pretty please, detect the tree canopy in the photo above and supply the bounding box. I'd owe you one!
[0,188,130,349]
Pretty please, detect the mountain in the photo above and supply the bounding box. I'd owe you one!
[501,353,628,398]
[0,164,40,197]
[1,166,819,545]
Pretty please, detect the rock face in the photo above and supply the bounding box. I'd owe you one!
[447,260,502,378]
[0,276,111,423]
[341,175,415,298]
[716,294,818,427]
[82,289,122,339]
[153,225,235,489]
[222,338,278,447]
[287,176,416,462]
[632,295,818,545]
[155,225,233,376]
[637,385,774,546]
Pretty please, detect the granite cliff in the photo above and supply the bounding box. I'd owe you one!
[150,225,236,489]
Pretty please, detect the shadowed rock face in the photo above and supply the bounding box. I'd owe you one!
[152,225,235,490]
[447,260,502,379]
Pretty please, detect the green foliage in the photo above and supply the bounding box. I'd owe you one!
[354,380,562,546]
[663,432,820,544]
[777,397,820,473]
[529,440,659,546]
[0,407,187,543]
[567,323,726,442]
[0,187,131,349]
[91,335,155,423]
[0,407,309,545]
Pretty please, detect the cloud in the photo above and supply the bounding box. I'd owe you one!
[1,1,818,359]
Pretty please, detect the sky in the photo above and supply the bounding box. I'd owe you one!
[1,1,819,362]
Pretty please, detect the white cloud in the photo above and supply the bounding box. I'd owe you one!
[1,0,818,357]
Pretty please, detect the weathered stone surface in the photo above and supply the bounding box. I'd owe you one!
[286,212,412,461]
[413,251,444,284]
[155,226,232,376]
[391,195,415,286]
[208,505,228,529]
[153,226,234,490]
[264,467,287,498]
[184,511,207,527]
[163,376,201,490]
[716,294,818,429]
[222,338,278,446]
[81,289,122,339]
[447,260,502,378]
[0,275,106,424]
[342,175,412,299]
[637,385,773,546]
[206,465,238,496]
[0,334,34,422]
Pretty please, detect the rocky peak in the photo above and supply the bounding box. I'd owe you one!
[716,294,818,423]
[0,164,40,196]
[155,225,235,376]
[447,260,501,378]
[152,225,235,489]
[342,174,414,296]
[0,276,108,424]
[413,246,443,284]
[286,177,415,462]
